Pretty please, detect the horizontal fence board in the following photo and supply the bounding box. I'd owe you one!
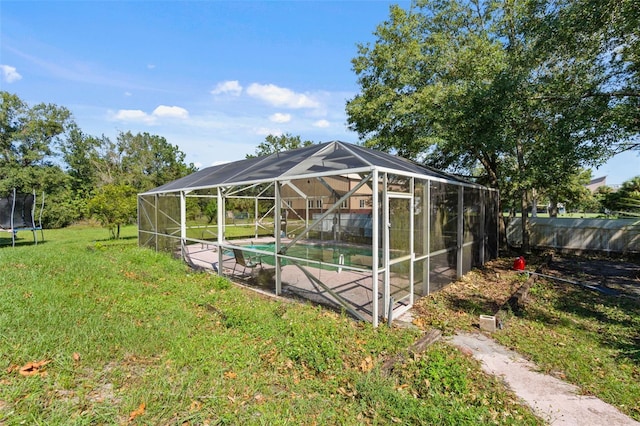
[506,218,640,253]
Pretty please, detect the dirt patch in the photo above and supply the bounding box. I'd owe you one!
[411,251,640,332]
[544,254,640,297]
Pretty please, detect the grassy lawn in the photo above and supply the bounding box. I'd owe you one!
[413,256,640,421]
[0,226,540,425]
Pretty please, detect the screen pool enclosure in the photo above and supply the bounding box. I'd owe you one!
[138,141,498,326]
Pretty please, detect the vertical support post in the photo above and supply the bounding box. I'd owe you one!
[155,194,159,252]
[274,182,282,295]
[10,188,16,247]
[457,186,464,278]
[409,178,414,307]
[180,190,187,260]
[424,180,430,295]
[371,169,379,328]
[387,297,394,327]
[382,173,390,320]
[31,190,37,245]
[305,195,309,230]
[254,197,259,239]
[217,187,224,276]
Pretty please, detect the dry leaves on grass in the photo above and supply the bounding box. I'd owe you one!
[223,371,237,379]
[359,356,374,372]
[128,402,146,422]
[7,360,51,377]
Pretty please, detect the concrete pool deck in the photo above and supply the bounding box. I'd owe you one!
[182,240,415,323]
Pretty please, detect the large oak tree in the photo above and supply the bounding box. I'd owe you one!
[346,0,638,250]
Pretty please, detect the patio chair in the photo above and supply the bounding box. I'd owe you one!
[232,248,262,276]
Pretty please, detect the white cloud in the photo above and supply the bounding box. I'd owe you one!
[255,127,283,136]
[124,91,132,97]
[269,113,291,123]
[113,109,154,124]
[112,105,189,124]
[211,80,243,96]
[147,64,156,69]
[153,105,189,119]
[246,83,320,109]
[313,119,330,128]
[1,65,22,83]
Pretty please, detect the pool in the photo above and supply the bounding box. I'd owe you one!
[242,242,375,269]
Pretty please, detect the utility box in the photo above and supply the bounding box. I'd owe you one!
[479,315,497,332]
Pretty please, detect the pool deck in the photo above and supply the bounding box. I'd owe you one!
[183,240,410,323]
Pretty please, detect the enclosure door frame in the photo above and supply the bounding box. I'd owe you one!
[384,191,414,320]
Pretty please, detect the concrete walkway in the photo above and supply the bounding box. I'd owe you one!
[449,332,639,426]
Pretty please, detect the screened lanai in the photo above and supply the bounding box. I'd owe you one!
[138,141,498,326]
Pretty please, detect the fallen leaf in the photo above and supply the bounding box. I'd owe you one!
[19,360,50,377]
[72,352,81,362]
[128,402,146,422]
[223,371,237,379]
[360,356,374,372]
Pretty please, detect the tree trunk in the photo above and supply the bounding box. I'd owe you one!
[549,195,558,217]
[520,191,530,252]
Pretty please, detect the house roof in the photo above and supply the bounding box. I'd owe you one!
[141,141,473,195]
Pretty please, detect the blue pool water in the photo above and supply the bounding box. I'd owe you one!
[240,242,374,269]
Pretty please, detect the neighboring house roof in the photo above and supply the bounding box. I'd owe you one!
[141,140,476,195]
[586,176,607,193]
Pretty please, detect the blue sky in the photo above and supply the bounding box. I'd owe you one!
[1,1,637,184]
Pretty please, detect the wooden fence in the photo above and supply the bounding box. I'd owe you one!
[506,217,640,254]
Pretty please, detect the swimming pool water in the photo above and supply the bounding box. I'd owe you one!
[243,242,374,269]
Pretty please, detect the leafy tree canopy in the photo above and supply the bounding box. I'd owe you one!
[246,133,314,158]
[1,92,197,228]
[87,183,137,239]
[0,91,74,194]
[346,0,639,248]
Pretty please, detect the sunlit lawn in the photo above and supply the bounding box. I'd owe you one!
[0,225,540,425]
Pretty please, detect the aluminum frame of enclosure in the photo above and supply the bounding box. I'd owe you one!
[138,141,499,326]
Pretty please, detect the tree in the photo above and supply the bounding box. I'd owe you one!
[0,91,74,195]
[59,125,102,196]
[614,176,640,216]
[346,0,638,251]
[116,131,197,192]
[246,133,314,158]
[87,184,137,239]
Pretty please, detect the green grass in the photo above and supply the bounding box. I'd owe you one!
[414,258,640,421]
[0,225,540,424]
[494,281,640,420]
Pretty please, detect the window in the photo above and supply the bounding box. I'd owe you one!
[360,199,366,208]
[316,199,322,208]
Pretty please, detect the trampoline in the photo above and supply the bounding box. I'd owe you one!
[0,189,45,247]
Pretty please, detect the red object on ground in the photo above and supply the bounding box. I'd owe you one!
[513,256,526,271]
